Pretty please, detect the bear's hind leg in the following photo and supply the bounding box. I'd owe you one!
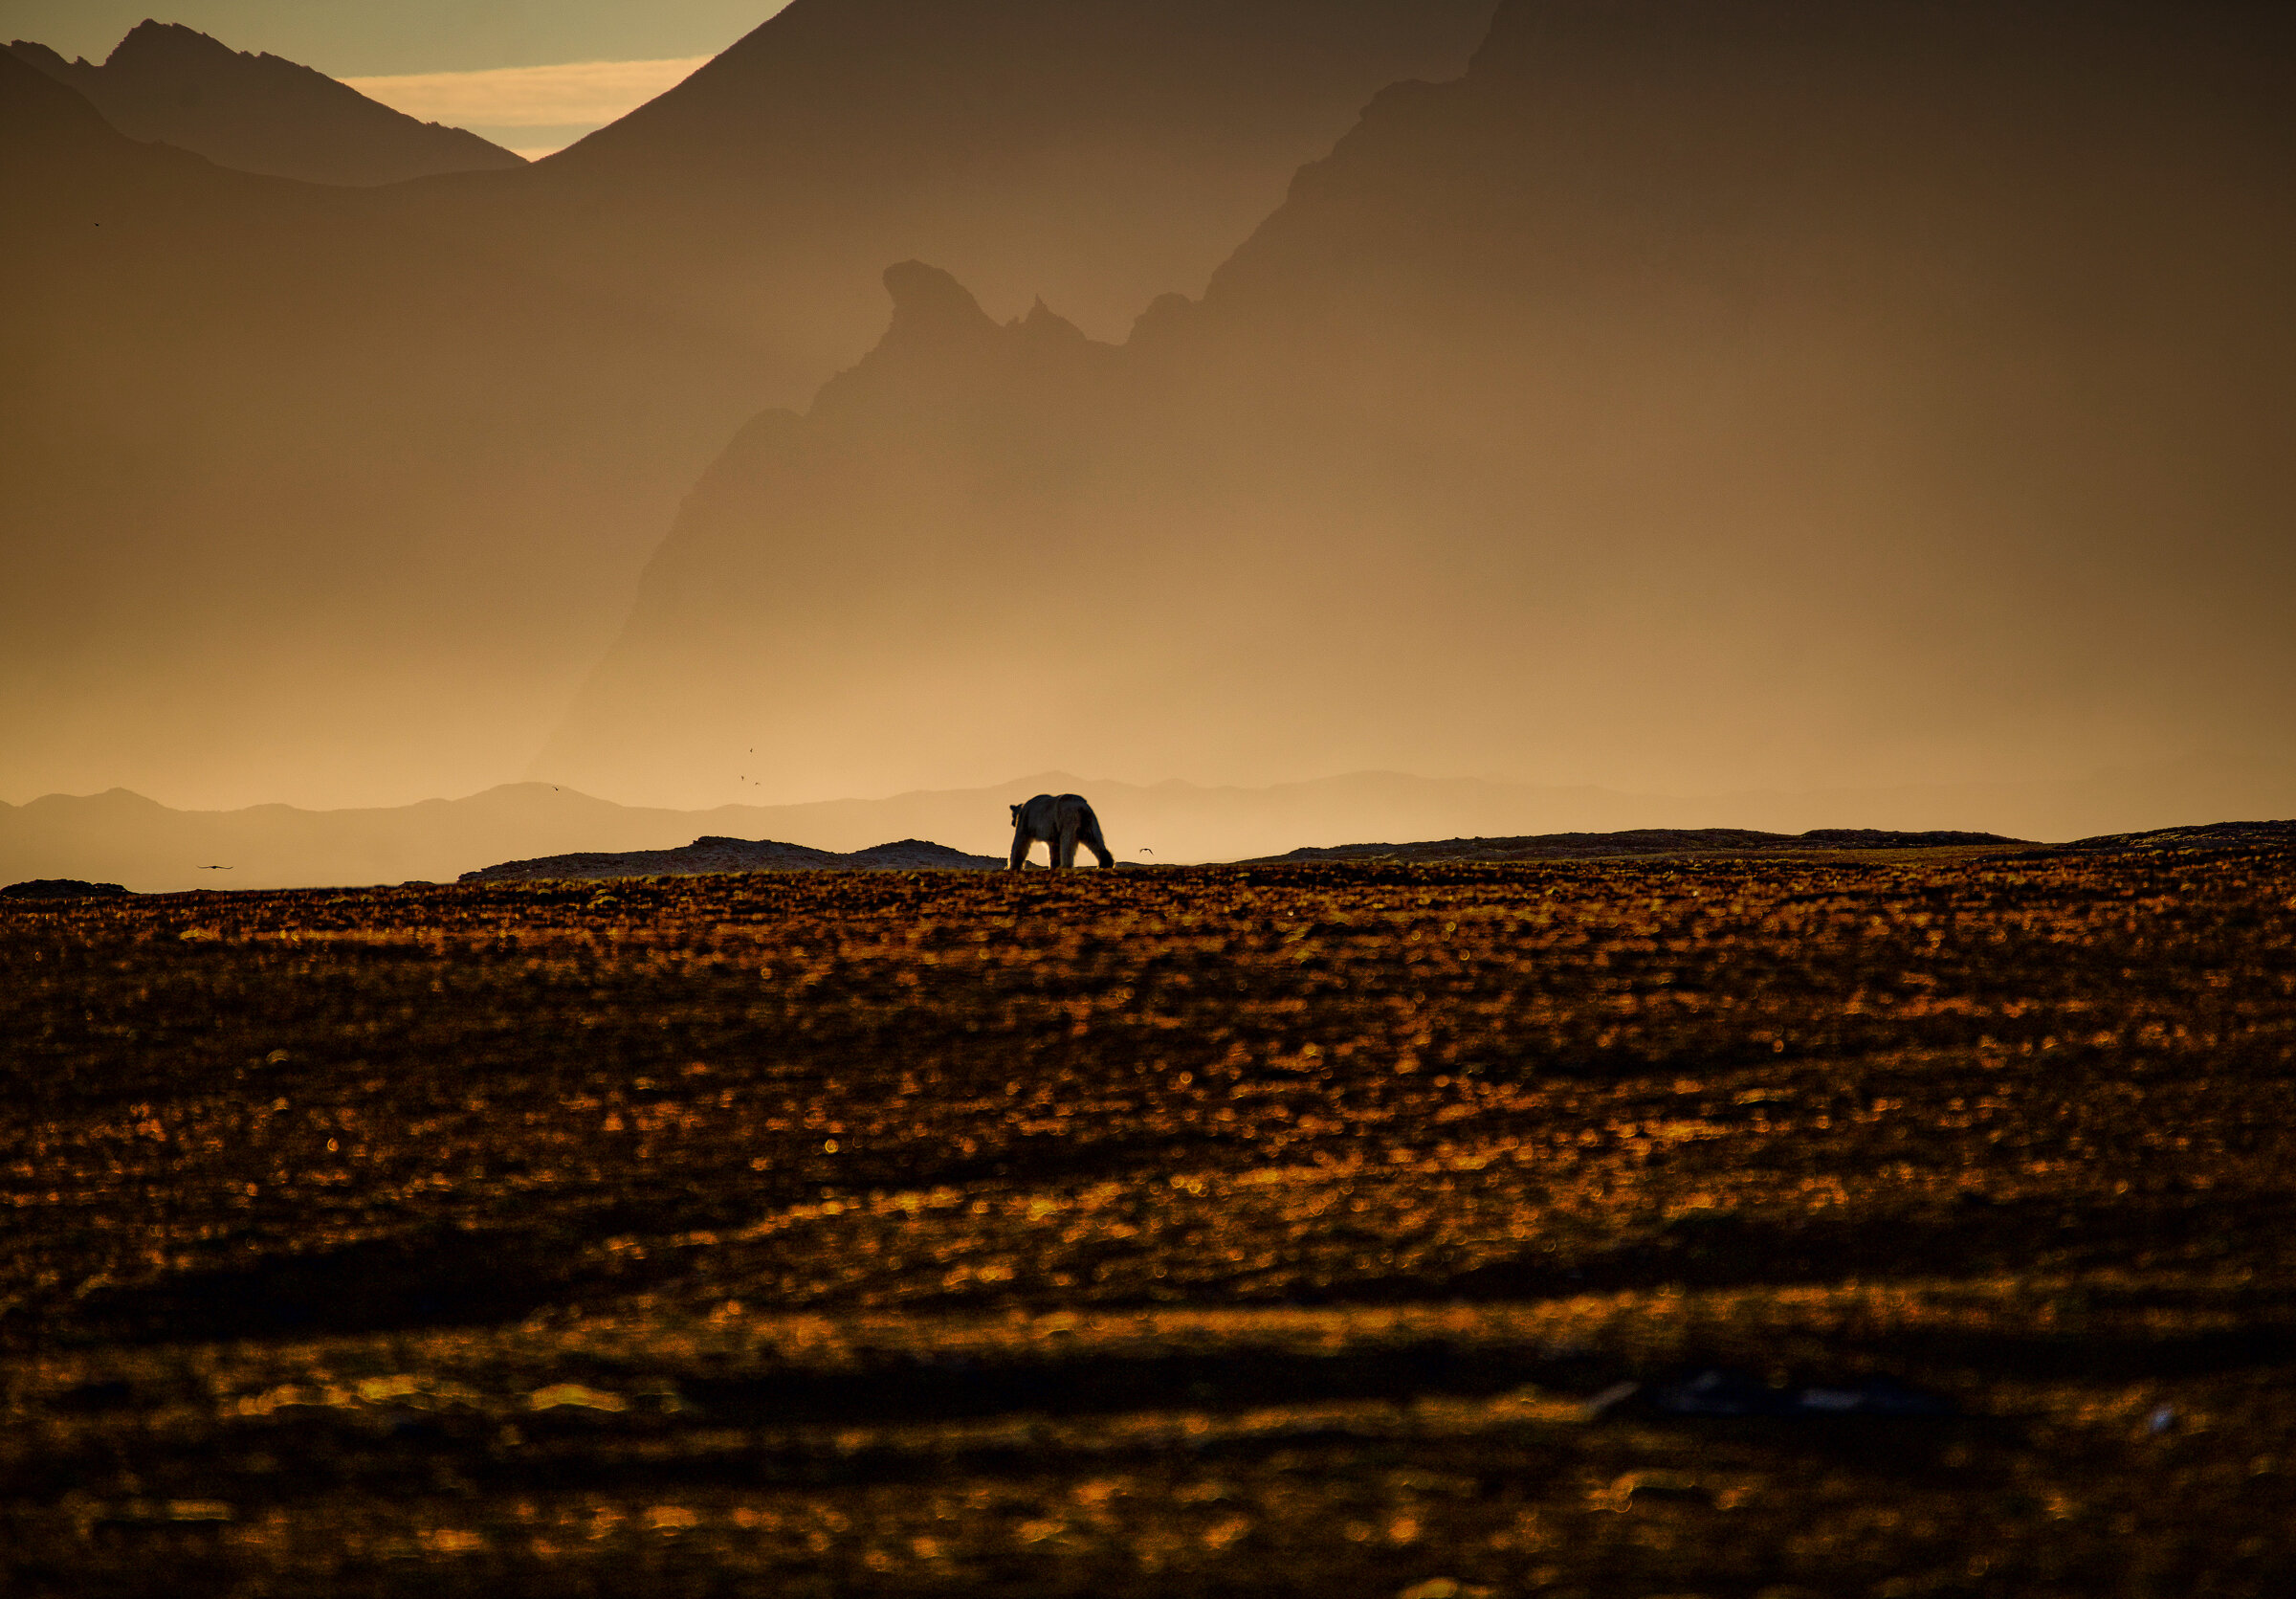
[1081,816,1114,868]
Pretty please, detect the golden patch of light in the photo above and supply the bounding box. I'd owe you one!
[342,56,713,128]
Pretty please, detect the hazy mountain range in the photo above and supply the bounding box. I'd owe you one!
[7,21,523,185]
[1,2,1494,811]
[4,0,2291,831]
[7,756,2285,894]
[538,0,2296,813]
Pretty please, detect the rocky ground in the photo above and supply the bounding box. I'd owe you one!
[2,836,2292,1595]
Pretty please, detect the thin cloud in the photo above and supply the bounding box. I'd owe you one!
[342,56,712,129]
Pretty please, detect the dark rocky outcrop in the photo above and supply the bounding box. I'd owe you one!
[1245,830,2029,865]
[2,877,131,899]
[2050,820,2296,855]
[459,835,1004,883]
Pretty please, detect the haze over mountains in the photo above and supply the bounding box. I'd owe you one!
[0,1,1494,811]
[540,0,2296,820]
[0,42,768,811]
[524,0,1497,357]
[3,0,2289,837]
[7,21,523,185]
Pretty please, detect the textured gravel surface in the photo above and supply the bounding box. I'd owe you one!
[4,841,2292,1594]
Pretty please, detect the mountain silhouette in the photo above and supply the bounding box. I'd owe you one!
[7,21,522,186]
[537,0,2296,815]
[0,2,1494,811]
[519,0,1495,362]
[0,43,767,811]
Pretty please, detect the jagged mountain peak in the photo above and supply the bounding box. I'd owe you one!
[805,260,1118,437]
[94,17,327,83]
[6,18,522,186]
[7,37,80,72]
[1019,297,1088,344]
[105,18,236,66]
[0,37,112,143]
[874,261,1101,353]
[881,260,998,341]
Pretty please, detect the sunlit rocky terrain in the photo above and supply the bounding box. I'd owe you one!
[4,833,2291,1593]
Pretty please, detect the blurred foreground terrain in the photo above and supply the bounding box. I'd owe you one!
[3,834,2293,1594]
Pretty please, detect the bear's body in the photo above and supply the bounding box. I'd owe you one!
[1008,793,1115,870]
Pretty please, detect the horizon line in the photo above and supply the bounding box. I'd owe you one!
[6,754,2284,818]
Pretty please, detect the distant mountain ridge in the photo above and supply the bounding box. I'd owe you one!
[539,0,2296,812]
[8,20,522,185]
[0,39,770,814]
[4,760,2287,893]
[8,0,2292,821]
[1,2,1496,811]
[523,0,1497,349]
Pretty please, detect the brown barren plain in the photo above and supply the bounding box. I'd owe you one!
[3,842,2293,1595]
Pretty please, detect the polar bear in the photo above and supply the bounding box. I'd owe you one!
[1008,793,1115,870]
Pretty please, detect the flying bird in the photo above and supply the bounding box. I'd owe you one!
[196,865,232,871]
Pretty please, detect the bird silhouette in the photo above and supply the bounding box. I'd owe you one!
[196,865,232,871]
